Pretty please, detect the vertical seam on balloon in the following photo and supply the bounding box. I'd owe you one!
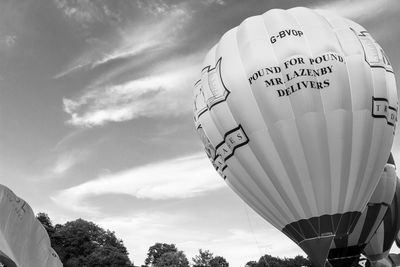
[210,39,285,226]
[259,11,317,222]
[289,8,336,238]
[316,12,357,215]
[216,27,292,228]
[363,55,393,209]
[265,11,318,220]
[307,11,367,244]
[260,16,321,221]
[229,168,284,228]
[307,11,344,221]
[251,12,314,225]
[289,8,328,239]
[326,22,357,237]
[230,20,302,228]
[351,28,394,213]
[349,27,382,213]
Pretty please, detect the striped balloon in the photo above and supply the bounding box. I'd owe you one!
[363,176,400,262]
[366,257,394,267]
[193,7,397,267]
[328,154,397,266]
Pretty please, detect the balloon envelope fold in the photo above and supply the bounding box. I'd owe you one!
[0,185,62,267]
[328,155,397,266]
[193,7,397,267]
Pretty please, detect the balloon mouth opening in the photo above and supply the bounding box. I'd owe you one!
[282,212,361,244]
[328,244,366,267]
[282,212,361,267]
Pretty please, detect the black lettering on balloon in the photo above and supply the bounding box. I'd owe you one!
[269,29,304,44]
[371,97,397,128]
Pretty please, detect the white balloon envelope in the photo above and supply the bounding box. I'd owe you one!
[0,185,62,267]
[193,7,398,267]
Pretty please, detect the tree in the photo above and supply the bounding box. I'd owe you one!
[253,254,311,267]
[37,215,134,267]
[210,255,229,267]
[245,261,258,267]
[290,255,312,267]
[36,213,53,231]
[144,243,178,266]
[192,250,229,267]
[86,246,135,266]
[36,212,56,239]
[154,251,189,267]
[192,249,214,267]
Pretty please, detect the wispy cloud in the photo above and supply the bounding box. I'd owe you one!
[51,153,225,214]
[313,0,397,20]
[202,0,225,6]
[51,150,89,175]
[54,2,191,79]
[4,35,16,47]
[63,59,198,126]
[0,35,17,51]
[92,208,302,267]
[135,0,225,15]
[54,0,105,24]
[136,0,173,16]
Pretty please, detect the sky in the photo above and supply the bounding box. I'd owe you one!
[0,0,400,266]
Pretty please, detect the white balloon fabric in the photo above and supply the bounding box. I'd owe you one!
[193,7,397,267]
[0,185,62,267]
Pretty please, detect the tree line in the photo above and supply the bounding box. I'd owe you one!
[36,213,312,267]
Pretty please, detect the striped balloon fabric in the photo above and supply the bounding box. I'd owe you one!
[363,177,400,263]
[193,7,397,267]
[328,154,397,266]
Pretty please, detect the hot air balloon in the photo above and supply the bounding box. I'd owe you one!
[388,253,400,266]
[0,184,62,267]
[363,177,400,265]
[193,7,398,267]
[328,154,397,266]
[366,257,394,267]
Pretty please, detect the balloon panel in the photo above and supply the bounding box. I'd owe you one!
[328,158,397,266]
[194,7,397,267]
[364,178,400,262]
[0,185,62,267]
[46,248,63,267]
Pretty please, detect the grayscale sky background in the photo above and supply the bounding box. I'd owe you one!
[1,0,399,266]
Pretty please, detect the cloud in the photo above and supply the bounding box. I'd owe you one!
[135,0,173,16]
[135,0,225,16]
[54,0,110,25]
[91,208,303,267]
[63,59,198,126]
[51,153,225,214]
[51,150,89,175]
[4,35,16,47]
[312,0,397,20]
[53,1,191,79]
[201,0,225,6]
